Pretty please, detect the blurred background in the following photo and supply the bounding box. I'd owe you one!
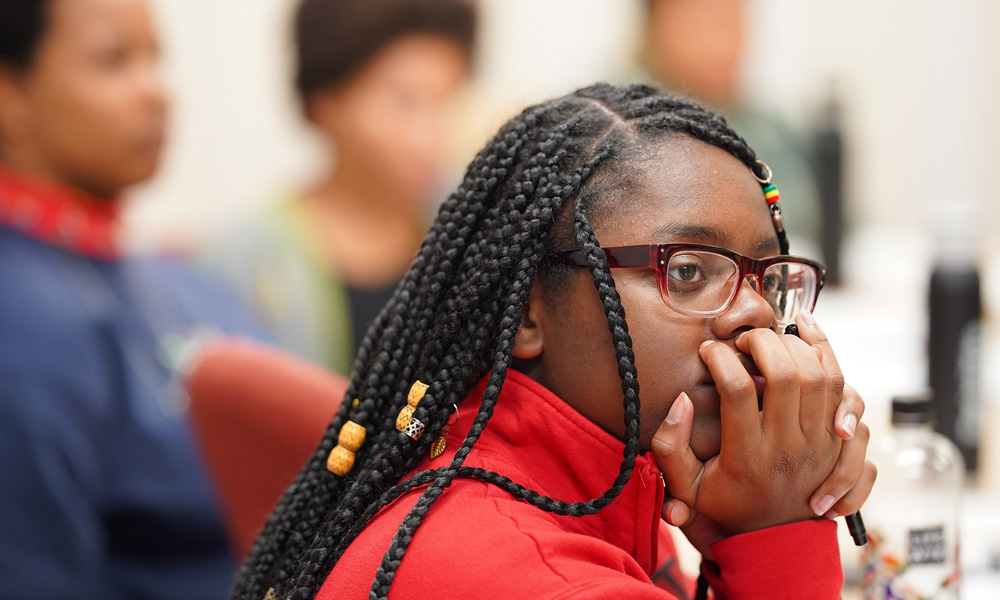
[120,0,998,592]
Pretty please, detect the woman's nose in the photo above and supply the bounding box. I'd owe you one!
[711,275,776,337]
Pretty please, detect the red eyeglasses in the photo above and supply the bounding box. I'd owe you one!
[560,243,826,326]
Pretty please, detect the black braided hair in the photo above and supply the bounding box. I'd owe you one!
[0,0,48,70]
[230,82,778,600]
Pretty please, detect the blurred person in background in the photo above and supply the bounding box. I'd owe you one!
[0,0,261,597]
[208,0,476,376]
[640,0,821,245]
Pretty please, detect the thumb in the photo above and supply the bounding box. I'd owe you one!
[651,392,703,507]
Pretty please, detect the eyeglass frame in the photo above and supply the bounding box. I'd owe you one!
[557,242,827,319]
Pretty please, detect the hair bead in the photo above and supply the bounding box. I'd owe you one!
[338,420,366,451]
[763,184,781,205]
[756,159,788,253]
[399,416,426,440]
[395,405,416,432]
[407,380,429,406]
[326,416,366,476]
[396,381,430,440]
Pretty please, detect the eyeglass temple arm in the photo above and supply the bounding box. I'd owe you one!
[558,246,659,269]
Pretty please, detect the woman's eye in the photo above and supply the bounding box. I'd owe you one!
[673,265,701,281]
[666,262,707,289]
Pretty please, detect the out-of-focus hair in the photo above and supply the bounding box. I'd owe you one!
[293,0,476,102]
[0,0,48,69]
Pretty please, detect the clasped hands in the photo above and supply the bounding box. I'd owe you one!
[651,312,877,558]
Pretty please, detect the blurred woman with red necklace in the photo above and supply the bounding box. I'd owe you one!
[0,1,259,597]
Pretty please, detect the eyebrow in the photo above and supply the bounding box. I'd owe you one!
[648,223,780,255]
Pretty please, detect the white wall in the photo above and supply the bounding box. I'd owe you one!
[125,0,321,251]
[128,0,1000,252]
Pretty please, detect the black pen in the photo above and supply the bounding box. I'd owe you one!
[784,323,868,546]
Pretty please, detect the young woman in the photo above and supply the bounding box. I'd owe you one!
[231,83,875,600]
[209,0,475,376]
[0,1,259,597]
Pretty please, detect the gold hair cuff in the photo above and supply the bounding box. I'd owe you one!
[326,417,366,476]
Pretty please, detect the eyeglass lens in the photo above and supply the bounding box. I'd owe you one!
[661,250,817,323]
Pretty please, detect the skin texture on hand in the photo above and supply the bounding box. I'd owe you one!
[652,311,876,552]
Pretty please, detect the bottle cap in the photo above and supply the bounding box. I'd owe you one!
[891,393,932,425]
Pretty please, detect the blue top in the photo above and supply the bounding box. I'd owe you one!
[0,226,261,600]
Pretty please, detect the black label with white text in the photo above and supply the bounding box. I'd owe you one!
[908,526,946,565]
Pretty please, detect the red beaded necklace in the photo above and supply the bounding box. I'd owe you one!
[0,166,120,259]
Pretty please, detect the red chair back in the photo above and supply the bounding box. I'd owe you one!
[186,340,346,559]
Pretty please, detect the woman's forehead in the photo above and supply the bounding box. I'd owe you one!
[591,138,778,254]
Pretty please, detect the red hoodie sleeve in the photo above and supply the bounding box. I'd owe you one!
[703,519,844,599]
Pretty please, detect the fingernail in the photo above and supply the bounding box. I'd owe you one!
[813,494,835,517]
[666,392,689,425]
[842,414,857,439]
[823,509,840,520]
[700,340,714,349]
[799,309,815,325]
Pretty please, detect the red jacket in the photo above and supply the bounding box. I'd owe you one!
[318,370,843,599]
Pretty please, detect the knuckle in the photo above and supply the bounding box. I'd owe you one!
[802,370,827,397]
[829,464,854,492]
[780,333,806,350]
[810,328,831,345]
[772,448,799,478]
[727,455,762,483]
[827,372,846,396]
[728,377,757,399]
[652,437,677,457]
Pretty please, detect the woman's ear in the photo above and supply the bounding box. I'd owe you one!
[512,282,545,360]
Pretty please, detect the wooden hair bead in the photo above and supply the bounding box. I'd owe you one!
[395,405,415,431]
[326,445,356,476]
[326,419,367,476]
[407,380,429,407]
[338,420,366,452]
[396,381,430,440]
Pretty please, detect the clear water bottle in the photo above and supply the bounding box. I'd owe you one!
[862,394,964,599]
